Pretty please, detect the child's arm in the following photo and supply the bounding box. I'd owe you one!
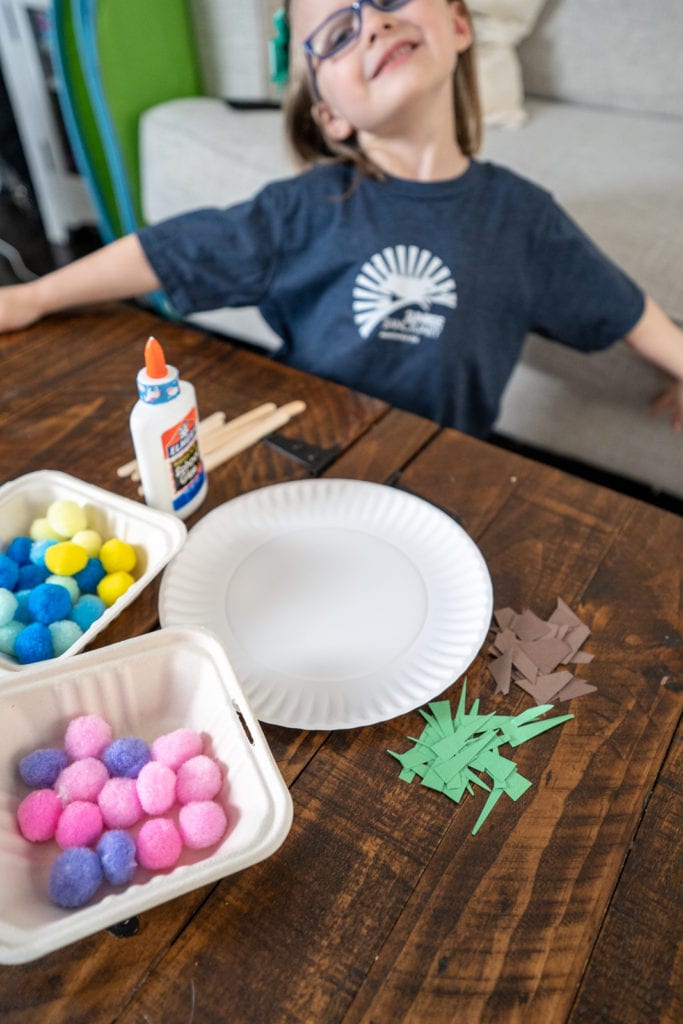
[625,295,683,431]
[0,234,161,333]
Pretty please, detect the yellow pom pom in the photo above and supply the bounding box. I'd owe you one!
[47,499,87,539]
[44,541,89,576]
[97,571,135,607]
[71,529,103,557]
[29,517,62,542]
[99,538,137,574]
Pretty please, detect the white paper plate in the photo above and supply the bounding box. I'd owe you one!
[0,471,186,672]
[0,627,292,964]
[159,479,493,730]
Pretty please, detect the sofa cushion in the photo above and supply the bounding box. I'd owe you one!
[469,0,548,126]
[141,98,289,222]
[482,99,683,325]
[495,337,681,499]
[519,0,683,119]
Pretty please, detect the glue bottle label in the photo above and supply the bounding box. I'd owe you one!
[161,407,206,512]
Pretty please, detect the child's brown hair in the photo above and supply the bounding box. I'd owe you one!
[282,0,481,176]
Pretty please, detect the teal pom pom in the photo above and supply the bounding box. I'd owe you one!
[46,574,80,605]
[30,539,58,567]
[48,619,83,656]
[0,621,23,657]
[0,588,18,626]
[70,594,106,631]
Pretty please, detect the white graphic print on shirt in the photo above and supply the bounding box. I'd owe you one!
[352,245,457,343]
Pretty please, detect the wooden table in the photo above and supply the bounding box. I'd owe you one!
[1,305,681,1024]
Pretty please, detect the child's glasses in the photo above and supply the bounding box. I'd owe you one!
[304,0,413,93]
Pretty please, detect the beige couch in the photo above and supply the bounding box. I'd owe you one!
[140,0,683,502]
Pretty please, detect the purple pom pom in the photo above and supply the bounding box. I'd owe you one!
[48,847,103,907]
[102,737,151,779]
[97,830,137,885]
[19,747,69,788]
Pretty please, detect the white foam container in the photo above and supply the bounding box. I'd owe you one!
[0,626,293,964]
[0,471,187,673]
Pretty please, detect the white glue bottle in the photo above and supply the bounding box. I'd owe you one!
[129,336,208,519]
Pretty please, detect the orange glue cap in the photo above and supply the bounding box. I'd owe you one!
[144,336,168,379]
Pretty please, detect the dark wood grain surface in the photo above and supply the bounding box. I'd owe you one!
[0,304,680,1024]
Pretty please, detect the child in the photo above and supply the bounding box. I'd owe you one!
[1,0,682,433]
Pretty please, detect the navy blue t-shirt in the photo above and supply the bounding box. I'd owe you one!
[137,160,644,437]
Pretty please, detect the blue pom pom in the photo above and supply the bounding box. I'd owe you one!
[73,558,106,594]
[102,737,151,779]
[29,539,58,567]
[27,583,72,625]
[5,536,32,565]
[0,553,19,591]
[46,574,79,604]
[17,563,50,590]
[48,847,103,907]
[70,594,106,631]
[19,747,69,788]
[97,830,138,885]
[14,622,53,663]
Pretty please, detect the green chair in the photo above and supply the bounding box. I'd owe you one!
[52,0,203,314]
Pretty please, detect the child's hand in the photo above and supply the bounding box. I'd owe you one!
[0,284,43,334]
[650,380,683,431]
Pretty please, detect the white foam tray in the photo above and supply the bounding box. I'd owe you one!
[0,471,187,672]
[0,626,293,964]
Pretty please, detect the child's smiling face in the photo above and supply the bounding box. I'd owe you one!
[289,0,472,145]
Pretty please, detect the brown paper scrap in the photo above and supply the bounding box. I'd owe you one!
[489,649,514,695]
[487,597,596,704]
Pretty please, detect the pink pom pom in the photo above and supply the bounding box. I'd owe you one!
[136,761,177,815]
[55,800,103,849]
[136,818,182,870]
[97,777,144,829]
[55,757,109,804]
[178,800,228,850]
[175,755,222,805]
[151,728,203,770]
[64,714,113,759]
[17,789,63,842]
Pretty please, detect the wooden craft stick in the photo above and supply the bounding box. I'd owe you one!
[132,403,280,479]
[133,402,302,494]
[201,402,278,452]
[119,411,226,478]
[204,401,307,472]
[118,405,275,479]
